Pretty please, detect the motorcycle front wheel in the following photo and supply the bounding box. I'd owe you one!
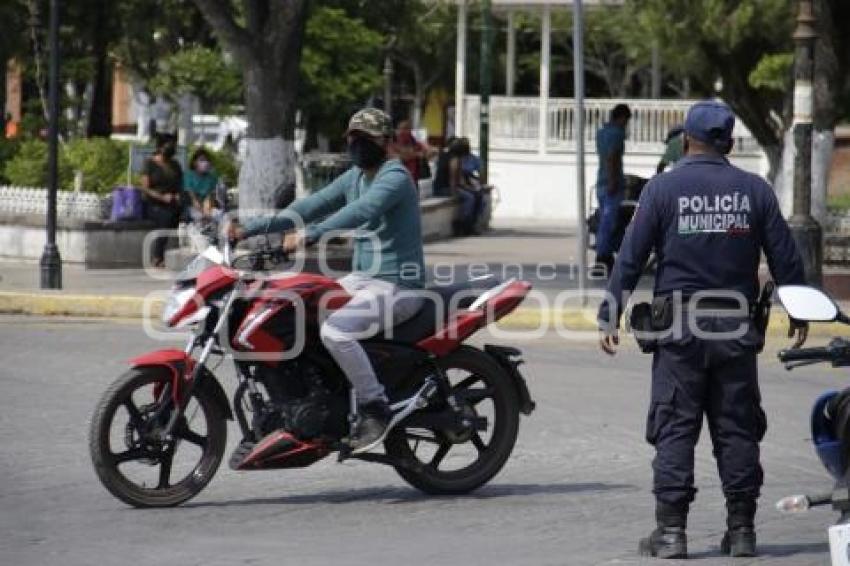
[385,346,520,495]
[89,367,227,508]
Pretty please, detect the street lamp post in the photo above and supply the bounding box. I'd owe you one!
[573,0,587,303]
[788,0,822,285]
[478,0,492,185]
[40,0,62,289]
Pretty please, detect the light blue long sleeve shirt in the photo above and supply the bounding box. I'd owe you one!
[242,159,425,288]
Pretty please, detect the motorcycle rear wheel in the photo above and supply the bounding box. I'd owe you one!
[89,367,227,508]
[386,346,520,495]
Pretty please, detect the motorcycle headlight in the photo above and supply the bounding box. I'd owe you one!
[162,288,200,326]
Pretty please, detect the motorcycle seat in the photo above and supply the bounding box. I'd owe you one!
[387,276,503,344]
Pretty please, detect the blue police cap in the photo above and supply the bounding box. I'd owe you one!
[684,101,735,147]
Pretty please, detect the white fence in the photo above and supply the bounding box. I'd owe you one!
[0,186,108,221]
[463,96,761,154]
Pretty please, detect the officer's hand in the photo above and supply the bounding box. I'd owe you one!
[788,318,809,349]
[599,331,619,356]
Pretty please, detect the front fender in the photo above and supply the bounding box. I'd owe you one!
[129,349,233,421]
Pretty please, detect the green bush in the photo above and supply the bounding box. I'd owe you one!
[0,138,21,184]
[64,137,129,194]
[3,137,128,194]
[3,139,73,188]
[3,138,238,194]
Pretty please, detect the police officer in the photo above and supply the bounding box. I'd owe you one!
[597,101,808,559]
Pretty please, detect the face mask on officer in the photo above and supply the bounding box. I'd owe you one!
[348,135,386,169]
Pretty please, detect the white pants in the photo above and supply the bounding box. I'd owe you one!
[320,274,423,404]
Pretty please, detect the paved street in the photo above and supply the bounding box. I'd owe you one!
[0,316,842,565]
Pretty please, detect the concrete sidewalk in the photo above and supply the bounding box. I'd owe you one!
[1,223,849,337]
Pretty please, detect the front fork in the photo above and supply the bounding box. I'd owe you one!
[161,289,239,437]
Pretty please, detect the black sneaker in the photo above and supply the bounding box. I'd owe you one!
[351,400,392,454]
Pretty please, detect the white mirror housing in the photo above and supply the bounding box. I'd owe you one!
[777,285,839,322]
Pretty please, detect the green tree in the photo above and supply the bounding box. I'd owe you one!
[193,0,308,212]
[628,0,795,179]
[149,46,242,114]
[300,6,384,145]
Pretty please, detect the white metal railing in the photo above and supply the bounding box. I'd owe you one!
[0,185,108,220]
[463,96,761,154]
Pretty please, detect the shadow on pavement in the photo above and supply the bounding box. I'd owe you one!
[184,481,636,509]
[686,541,828,560]
[480,229,574,239]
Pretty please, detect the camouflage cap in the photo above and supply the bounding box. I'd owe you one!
[344,108,393,139]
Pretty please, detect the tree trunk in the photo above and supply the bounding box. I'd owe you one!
[194,0,307,215]
[237,53,299,213]
[86,0,112,138]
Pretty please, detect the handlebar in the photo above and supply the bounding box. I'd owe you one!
[778,347,831,363]
[778,338,850,369]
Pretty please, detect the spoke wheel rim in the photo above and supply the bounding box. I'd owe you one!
[395,369,504,476]
[103,375,213,493]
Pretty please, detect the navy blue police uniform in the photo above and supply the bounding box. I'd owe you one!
[597,101,805,558]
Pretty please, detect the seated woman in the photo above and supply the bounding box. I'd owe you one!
[432,137,483,235]
[139,133,182,267]
[183,148,222,224]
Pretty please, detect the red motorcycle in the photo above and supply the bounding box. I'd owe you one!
[89,239,535,507]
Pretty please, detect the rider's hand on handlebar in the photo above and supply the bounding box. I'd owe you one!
[225,221,245,242]
[282,230,306,253]
[788,318,809,349]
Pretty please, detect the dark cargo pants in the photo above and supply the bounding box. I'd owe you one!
[646,315,766,506]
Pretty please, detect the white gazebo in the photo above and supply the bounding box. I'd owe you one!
[451,0,766,224]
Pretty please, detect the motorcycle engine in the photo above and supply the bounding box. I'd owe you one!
[256,361,335,440]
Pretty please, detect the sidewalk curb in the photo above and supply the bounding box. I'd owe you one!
[0,291,848,338]
[0,291,163,319]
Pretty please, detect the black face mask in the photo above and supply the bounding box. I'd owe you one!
[348,137,386,169]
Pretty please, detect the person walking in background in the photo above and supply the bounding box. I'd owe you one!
[593,103,632,277]
[391,119,429,185]
[183,148,222,224]
[657,125,685,174]
[139,133,183,268]
[4,112,19,139]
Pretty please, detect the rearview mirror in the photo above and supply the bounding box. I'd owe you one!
[777,285,839,322]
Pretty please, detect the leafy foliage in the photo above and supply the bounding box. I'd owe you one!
[3,139,73,189]
[0,139,22,184]
[150,46,242,113]
[749,53,794,91]
[3,138,128,193]
[300,6,385,141]
[63,138,129,193]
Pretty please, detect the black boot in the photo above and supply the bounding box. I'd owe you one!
[720,498,757,557]
[639,502,688,559]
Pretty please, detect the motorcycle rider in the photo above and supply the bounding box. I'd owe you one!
[229,108,425,453]
[597,101,808,558]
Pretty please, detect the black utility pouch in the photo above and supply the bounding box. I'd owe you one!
[628,296,676,354]
[629,302,657,353]
[651,295,675,331]
[752,281,775,352]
